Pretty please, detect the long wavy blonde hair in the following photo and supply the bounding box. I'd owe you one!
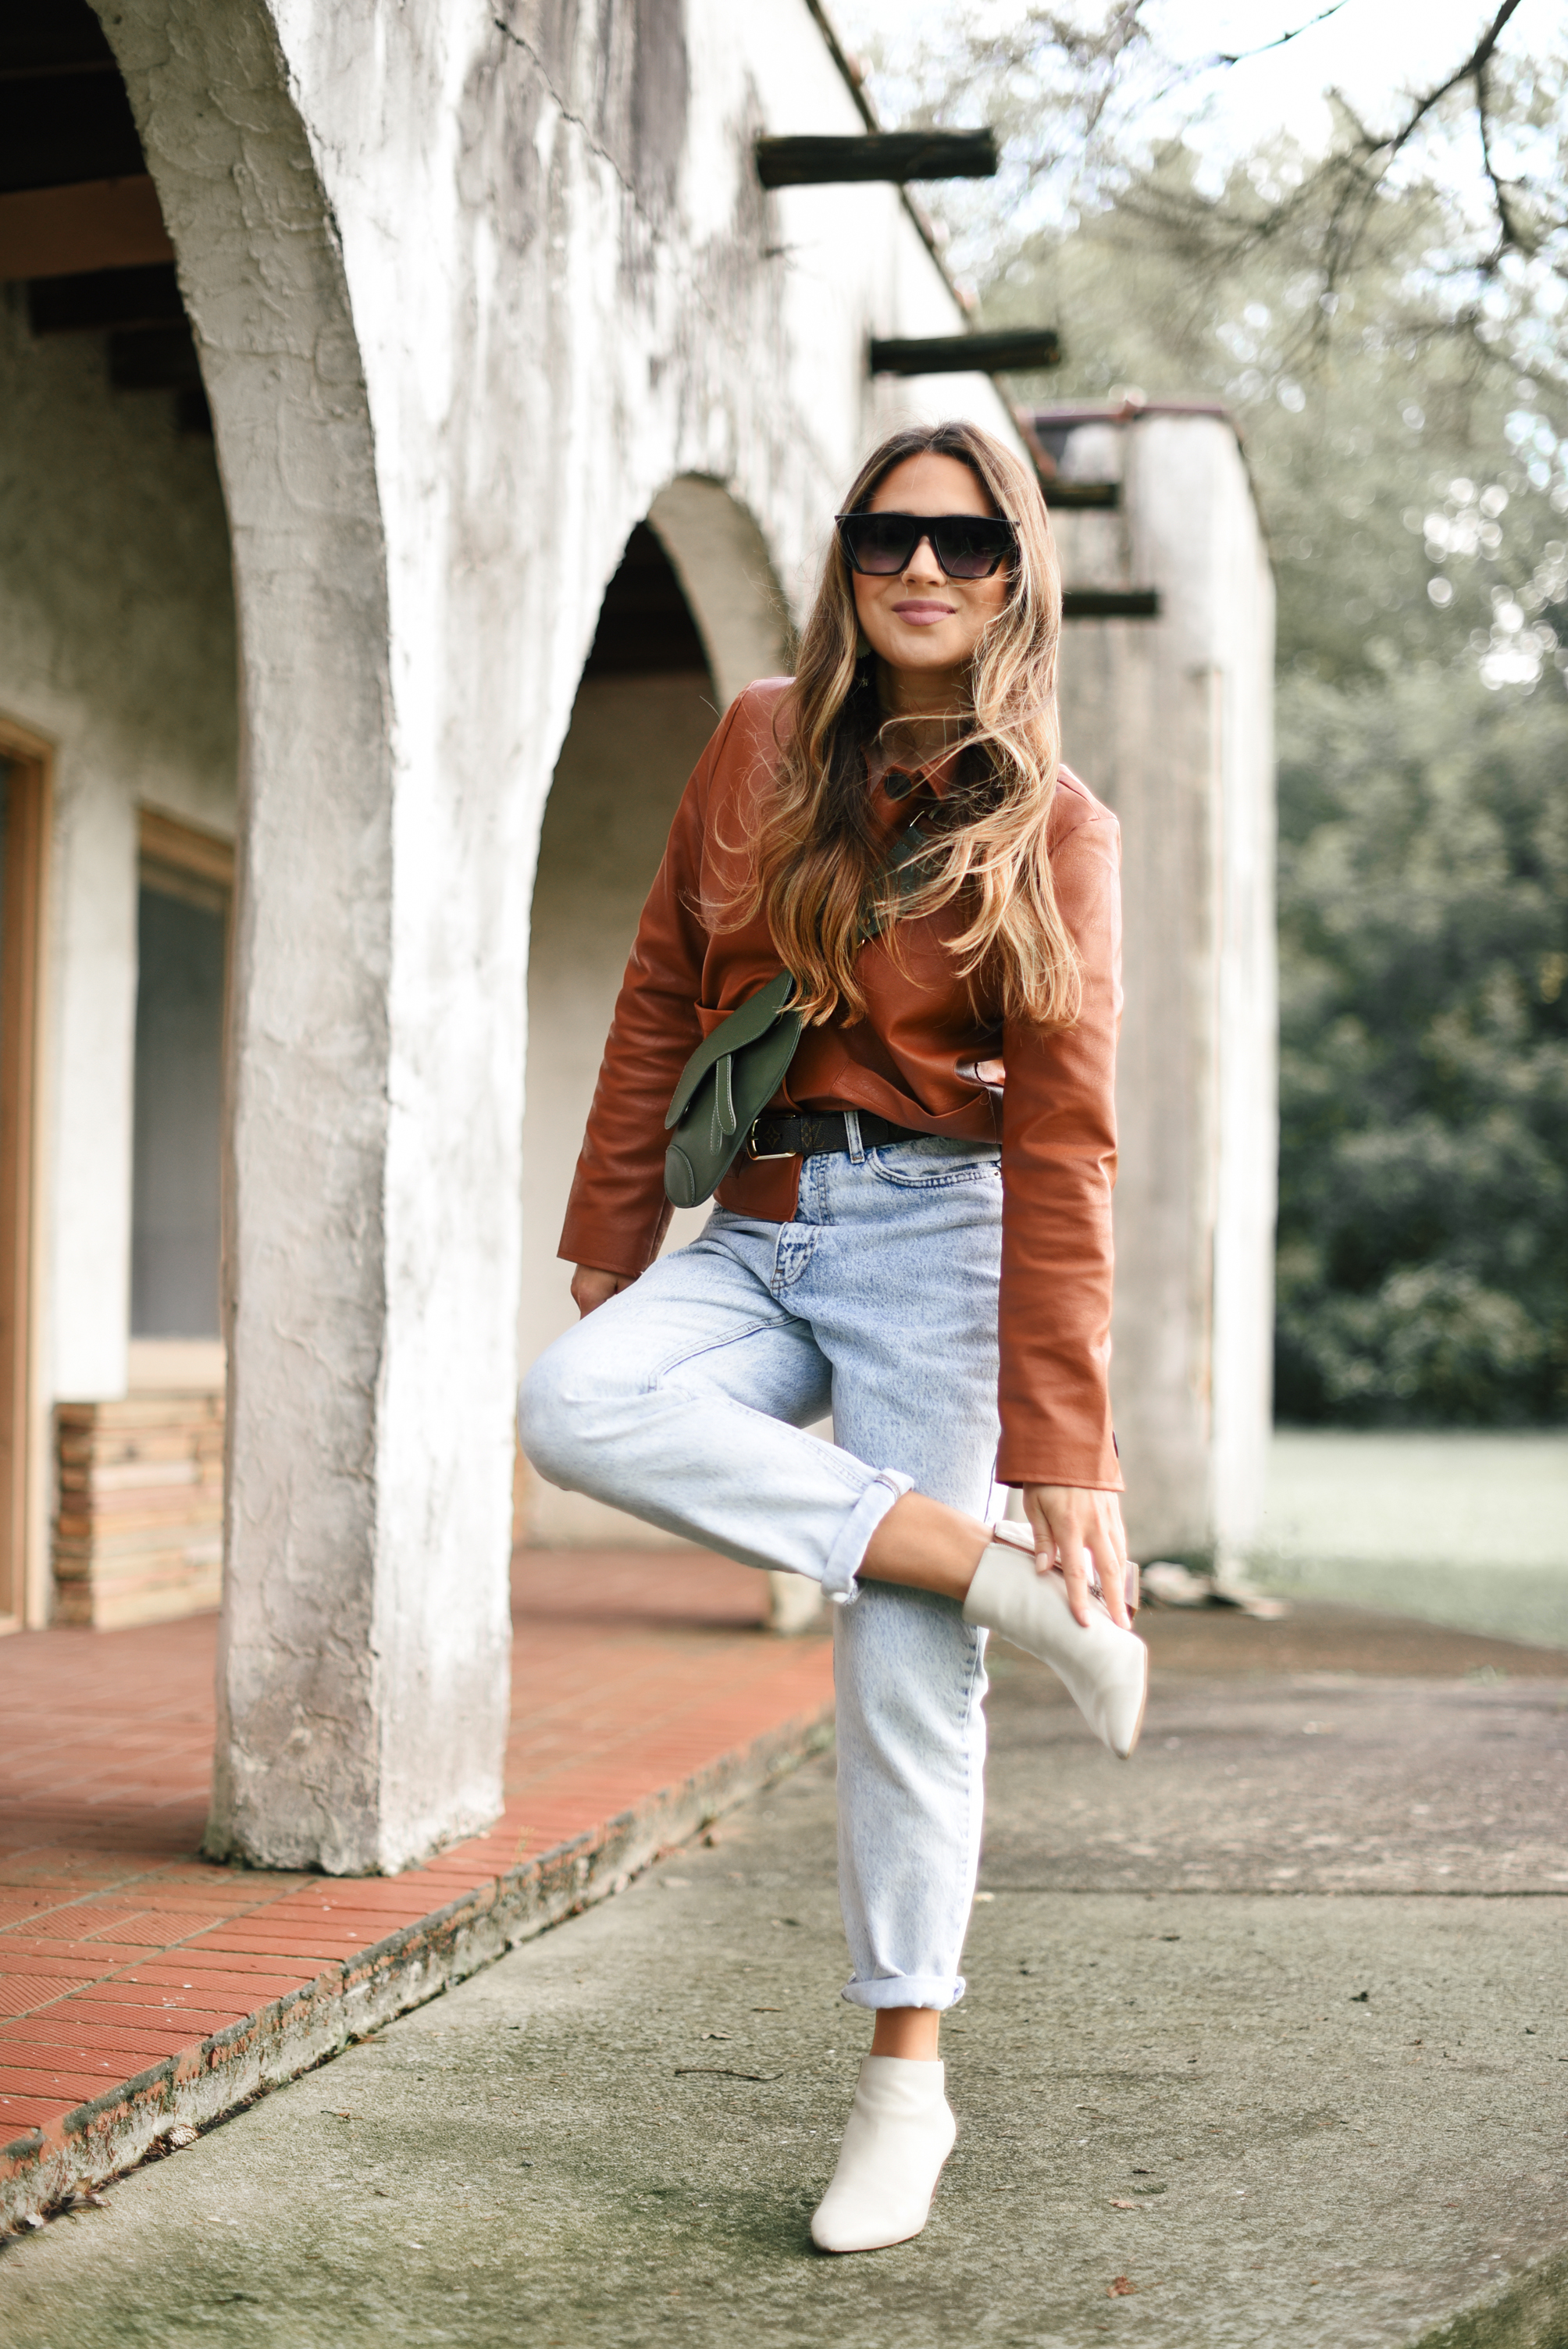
[734,419,1078,1029]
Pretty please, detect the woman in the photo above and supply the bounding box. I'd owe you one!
[521,419,1147,2255]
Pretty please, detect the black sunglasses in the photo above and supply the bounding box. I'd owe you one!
[836,509,1018,581]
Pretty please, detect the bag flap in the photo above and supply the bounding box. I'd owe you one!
[664,970,796,1131]
[725,1010,804,1135]
[662,1004,804,1208]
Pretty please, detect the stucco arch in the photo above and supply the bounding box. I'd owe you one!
[517,481,792,1434]
[516,485,815,1620]
[647,475,794,707]
[94,3,415,1871]
[518,529,712,1468]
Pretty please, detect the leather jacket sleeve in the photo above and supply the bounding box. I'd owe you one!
[996,807,1122,1489]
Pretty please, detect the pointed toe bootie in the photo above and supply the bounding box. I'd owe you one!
[963,1535,1149,1759]
[810,2055,957,2254]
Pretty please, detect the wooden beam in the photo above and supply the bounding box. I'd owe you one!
[1044,481,1121,511]
[28,262,183,335]
[868,328,1062,376]
[1061,588,1160,622]
[1012,413,1121,508]
[0,176,173,282]
[755,130,997,188]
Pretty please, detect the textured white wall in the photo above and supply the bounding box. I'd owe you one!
[94,0,1016,1871]
[0,296,236,1423]
[1054,413,1277,1567]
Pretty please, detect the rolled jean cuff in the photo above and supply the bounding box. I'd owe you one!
[840,1973,967,2012]
[821,1467,914,1603]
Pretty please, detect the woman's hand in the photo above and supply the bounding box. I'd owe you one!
[571,1264,634,1317]
[1021,1485,1132,1630]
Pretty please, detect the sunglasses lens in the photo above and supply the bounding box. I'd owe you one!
[841,514,917,574]
[931,519,1014,579]
[839,512,1017,579]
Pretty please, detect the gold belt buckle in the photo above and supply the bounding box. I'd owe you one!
[746,1118,795,1162]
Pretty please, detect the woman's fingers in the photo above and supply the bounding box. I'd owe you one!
[1055,1524,1096,1627]
[1021,1486,1134,1631]
[1020,1488,1056,1569]
[1094,1551,1131,1629]
[571,1264,631,1317]
[1022,1486,1092,1626]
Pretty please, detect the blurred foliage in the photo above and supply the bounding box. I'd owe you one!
[856,3,1568,1420]
[1276,667,1568,1420]
[982,135,1568,694]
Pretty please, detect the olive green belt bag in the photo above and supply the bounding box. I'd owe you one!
[662,818,932,1210]
[662,970,802,1209]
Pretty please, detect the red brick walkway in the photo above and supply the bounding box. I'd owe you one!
[0,1550,833,2214]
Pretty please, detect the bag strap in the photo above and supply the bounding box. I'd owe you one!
[860,814,937,944]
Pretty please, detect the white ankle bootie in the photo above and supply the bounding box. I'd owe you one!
[810,2056,957,2254]
[963,1533,1149,1758]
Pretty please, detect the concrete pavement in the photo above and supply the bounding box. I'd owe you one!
[3,1602,1566,2348]
[0,1549,833,2224]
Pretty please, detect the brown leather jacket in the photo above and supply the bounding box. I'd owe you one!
[559,679,1122,1490]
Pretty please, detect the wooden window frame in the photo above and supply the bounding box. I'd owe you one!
[0,718,52,1634]
[139,805,235,896]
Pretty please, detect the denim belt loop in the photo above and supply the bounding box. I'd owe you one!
[843,1107,865,1164]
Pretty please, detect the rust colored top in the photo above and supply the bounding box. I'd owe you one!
[558,679,1123,1489]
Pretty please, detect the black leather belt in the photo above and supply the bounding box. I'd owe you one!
[747,1109,930,1160]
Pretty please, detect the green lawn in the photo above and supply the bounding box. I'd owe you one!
[1253,1430,1568,1649]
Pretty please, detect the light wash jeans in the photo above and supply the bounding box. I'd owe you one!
[519,1131,1005,2011]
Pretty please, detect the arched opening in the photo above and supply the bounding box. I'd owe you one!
[517,523,719,1548]
[515,494,821,1636]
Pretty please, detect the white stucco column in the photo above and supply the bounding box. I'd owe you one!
[1053,412,1277,1570]
[108,0,522,1873]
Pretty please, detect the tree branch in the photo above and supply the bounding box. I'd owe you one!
[1144,5,1352,122]
[1474,57,1531,260]
[1217,2,1352,69]
[1366,0,1527,170]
